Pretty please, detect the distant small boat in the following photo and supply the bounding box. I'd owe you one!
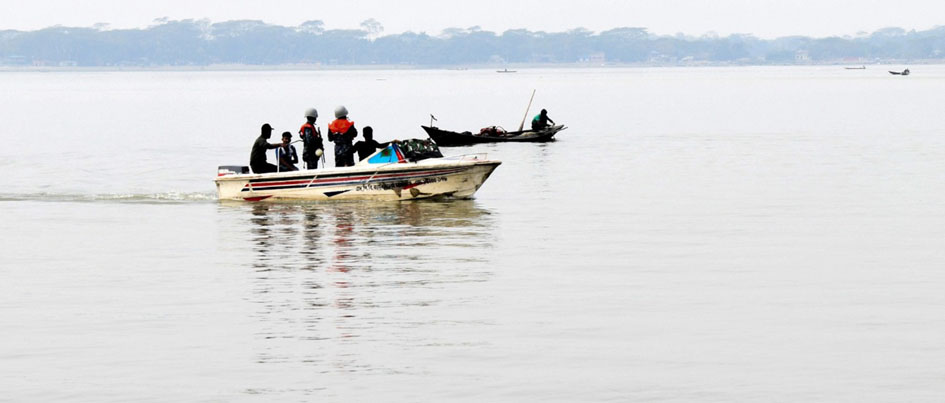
[497,68,517,73]
[844,65,866,70]
[889,68,910,76]
[422,124,566,146]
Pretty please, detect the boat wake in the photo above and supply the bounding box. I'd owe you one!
[0,191,217,204]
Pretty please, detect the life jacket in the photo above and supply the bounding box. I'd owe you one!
[299,122,318,137]
[329,119,355,134]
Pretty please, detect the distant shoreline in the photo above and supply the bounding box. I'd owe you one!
[1,60,943,72]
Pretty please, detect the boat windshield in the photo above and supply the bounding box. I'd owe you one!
[362,139,444,165]
[366,144,406,164]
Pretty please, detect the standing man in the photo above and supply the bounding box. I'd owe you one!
[299,107,324,169]
[353,126,396,161]
[327,105,358,167]
[250,123,282,174]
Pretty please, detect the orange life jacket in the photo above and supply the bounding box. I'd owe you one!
[329,119,355,134]
[299,122,318,137]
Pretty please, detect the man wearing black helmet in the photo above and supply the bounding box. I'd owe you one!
[250,123,282,174]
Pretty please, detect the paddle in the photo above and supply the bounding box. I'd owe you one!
[518,89,536,132]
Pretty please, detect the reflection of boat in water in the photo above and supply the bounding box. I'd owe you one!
[422,124,566,146]
[844,65,866,70]
[234,197,497,359]
[225,198,496,230]
[889,68,910,75]
[215,141,500,201]
[497,68,516,73]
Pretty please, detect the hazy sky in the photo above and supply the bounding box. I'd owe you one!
[3,0,944,38]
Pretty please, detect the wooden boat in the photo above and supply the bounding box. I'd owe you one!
[844,66,866,70]
[422,124,566,146]
[889,68,910,75]
[497,68,517,73]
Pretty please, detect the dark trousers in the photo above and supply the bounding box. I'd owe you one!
[251,162,277,174]
[334,144,354,167]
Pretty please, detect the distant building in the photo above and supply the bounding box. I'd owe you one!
[795,50,810,63]
[588,52,605,64]
[647,53,677,64]
[3,55,28,65]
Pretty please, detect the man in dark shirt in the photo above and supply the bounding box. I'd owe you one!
[353,126,396,161]
[250,123,282,174]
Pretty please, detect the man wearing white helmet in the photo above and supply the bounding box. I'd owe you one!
[327,105,358,167]
[299,107,324,169]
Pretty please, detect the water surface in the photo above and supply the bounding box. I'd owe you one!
[2,66,945,402]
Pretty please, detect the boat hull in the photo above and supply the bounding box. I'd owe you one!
[215,159,500,201]
[422,125,565,146]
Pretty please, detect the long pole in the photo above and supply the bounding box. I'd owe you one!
[518,89,536,132]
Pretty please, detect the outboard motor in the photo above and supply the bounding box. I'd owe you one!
[217,165,249,176]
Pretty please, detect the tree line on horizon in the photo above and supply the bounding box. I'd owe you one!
[1,19,944,66]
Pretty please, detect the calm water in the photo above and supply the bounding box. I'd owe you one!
[2,66,945,402]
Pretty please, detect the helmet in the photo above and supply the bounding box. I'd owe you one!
[334,105,348,119]
[304,108,318,119]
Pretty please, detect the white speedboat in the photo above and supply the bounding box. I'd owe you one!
[214,141,500,201]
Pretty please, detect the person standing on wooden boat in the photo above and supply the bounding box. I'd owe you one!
[299,107,324,169]
[250,123,282,174]
[353,126,396,161]
[328,105,358,167]
[531,108,555,130]
[276,132,299,171]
